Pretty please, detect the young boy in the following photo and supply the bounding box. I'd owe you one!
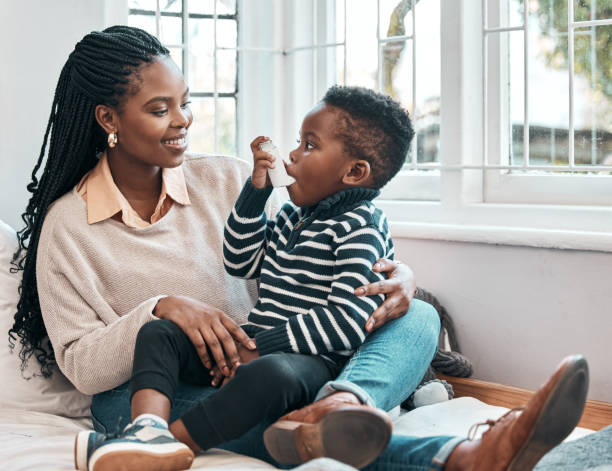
[75,85,414,471]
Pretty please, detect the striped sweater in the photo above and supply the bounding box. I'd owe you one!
[223,178,394,365]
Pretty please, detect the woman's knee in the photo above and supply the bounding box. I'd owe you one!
[408,299,441,336]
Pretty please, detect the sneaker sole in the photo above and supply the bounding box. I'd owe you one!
[88,442,194,471]
[264,408,392,468]
[507,355,589,471]
[74,431,92,470]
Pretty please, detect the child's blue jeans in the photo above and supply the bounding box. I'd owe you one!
[91,299,463,469]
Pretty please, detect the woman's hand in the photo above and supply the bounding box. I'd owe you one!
[355,259,417,333]
[250,136,274,189]
[153,295,256,374]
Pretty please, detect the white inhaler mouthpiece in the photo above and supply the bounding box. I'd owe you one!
[260,140,295,188]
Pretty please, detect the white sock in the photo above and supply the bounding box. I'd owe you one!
[132,413,168,429]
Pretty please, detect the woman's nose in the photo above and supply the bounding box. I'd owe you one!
[172,107,192,129]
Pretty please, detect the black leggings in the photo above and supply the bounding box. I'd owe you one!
[131,319,341,451]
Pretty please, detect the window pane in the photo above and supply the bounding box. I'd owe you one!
[161,0,181,13]
[345,0,378,89]
[217,0,236,15]
[574,25,612,166]
[190,1,214,15]
[168,46,183,71]
[160,15,182,44]
[528,1,570,166]
[217,49,237,92]
[534,0,568,33]
[129,0,156,10]
[486,0,524,29]
[217,98,237,155]
[189,0,236,15]
[508,32,525,166]
[189,19,215,91]
[414,0,440,164]
[382,1,440,165]
[379,0,414,38]
[574,0,612,22]
[189,98,215,153]
[128,14,157,37]
[217,19,237,48]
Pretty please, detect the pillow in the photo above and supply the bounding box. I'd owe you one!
[0,220,91,418]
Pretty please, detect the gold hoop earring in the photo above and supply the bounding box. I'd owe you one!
[107,132,118,148]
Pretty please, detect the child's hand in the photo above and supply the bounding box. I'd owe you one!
[250,136,275,189]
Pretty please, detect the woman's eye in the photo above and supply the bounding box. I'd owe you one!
[181,101,192,109]
[152,109,168,116]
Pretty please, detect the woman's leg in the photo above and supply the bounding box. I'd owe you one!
[318,298,440,410]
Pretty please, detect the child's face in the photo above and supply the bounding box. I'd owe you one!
[286,103,354,207]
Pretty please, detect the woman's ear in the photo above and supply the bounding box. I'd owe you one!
[342,160,372,186]
[94,104,118,134]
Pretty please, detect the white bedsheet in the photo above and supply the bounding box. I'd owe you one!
[0,398,593,471]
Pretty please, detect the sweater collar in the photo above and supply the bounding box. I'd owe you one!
[303,187,380,220]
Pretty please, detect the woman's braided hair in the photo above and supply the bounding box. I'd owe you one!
[9,26,169,377]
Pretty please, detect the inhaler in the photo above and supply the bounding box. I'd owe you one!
[259,140,295,187]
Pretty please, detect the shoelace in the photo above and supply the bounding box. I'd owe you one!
[467,407,525,441]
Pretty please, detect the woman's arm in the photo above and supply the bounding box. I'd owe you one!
[355,259,417,332]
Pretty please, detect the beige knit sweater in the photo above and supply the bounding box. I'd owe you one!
[36,154,281,396]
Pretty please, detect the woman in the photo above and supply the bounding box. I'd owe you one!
[10,26,586,471]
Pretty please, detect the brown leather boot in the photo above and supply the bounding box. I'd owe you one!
[447,354,589,471]
[263,393,392,468]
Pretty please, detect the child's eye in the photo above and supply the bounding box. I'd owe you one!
[305,141,315,151]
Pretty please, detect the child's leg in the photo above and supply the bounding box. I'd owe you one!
[130,319,213,420]
[175,352,339,452]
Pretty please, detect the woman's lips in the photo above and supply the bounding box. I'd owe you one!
[161,136,187,150]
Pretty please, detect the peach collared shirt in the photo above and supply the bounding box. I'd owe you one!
[76,153,191,228]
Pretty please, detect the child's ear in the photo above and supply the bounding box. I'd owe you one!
[342,160,371,186]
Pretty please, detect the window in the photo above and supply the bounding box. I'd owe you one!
[128,0,238,156]
[123,1,612,249]
[484,0,612,205]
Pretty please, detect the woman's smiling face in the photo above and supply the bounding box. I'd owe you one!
[286,103,355,207]
[112,56,193,168]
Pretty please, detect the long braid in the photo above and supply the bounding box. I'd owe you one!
[9,26,169,377]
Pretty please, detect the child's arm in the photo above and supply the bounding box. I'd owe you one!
[223,179,279,279]
[254,224,391,356]
[223,136,286,279]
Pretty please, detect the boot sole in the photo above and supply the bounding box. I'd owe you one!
[264,408,392,468]
[507,355,589,471]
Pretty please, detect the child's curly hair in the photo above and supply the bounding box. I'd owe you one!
[323,85,414,189]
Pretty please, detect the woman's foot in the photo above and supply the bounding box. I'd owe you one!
[74,415,194,471]
[445,355,589,471]
[264,393,392,468]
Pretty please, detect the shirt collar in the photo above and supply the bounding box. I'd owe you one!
[85,152,191,225]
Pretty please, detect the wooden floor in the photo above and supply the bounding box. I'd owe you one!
[439,374,612,431]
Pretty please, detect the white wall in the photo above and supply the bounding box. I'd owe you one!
[0,0,109,229]
[394,237,612,402]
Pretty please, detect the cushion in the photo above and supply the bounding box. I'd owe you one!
[0,220,91,417]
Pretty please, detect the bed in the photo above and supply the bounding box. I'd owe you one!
[1,220,609,470]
